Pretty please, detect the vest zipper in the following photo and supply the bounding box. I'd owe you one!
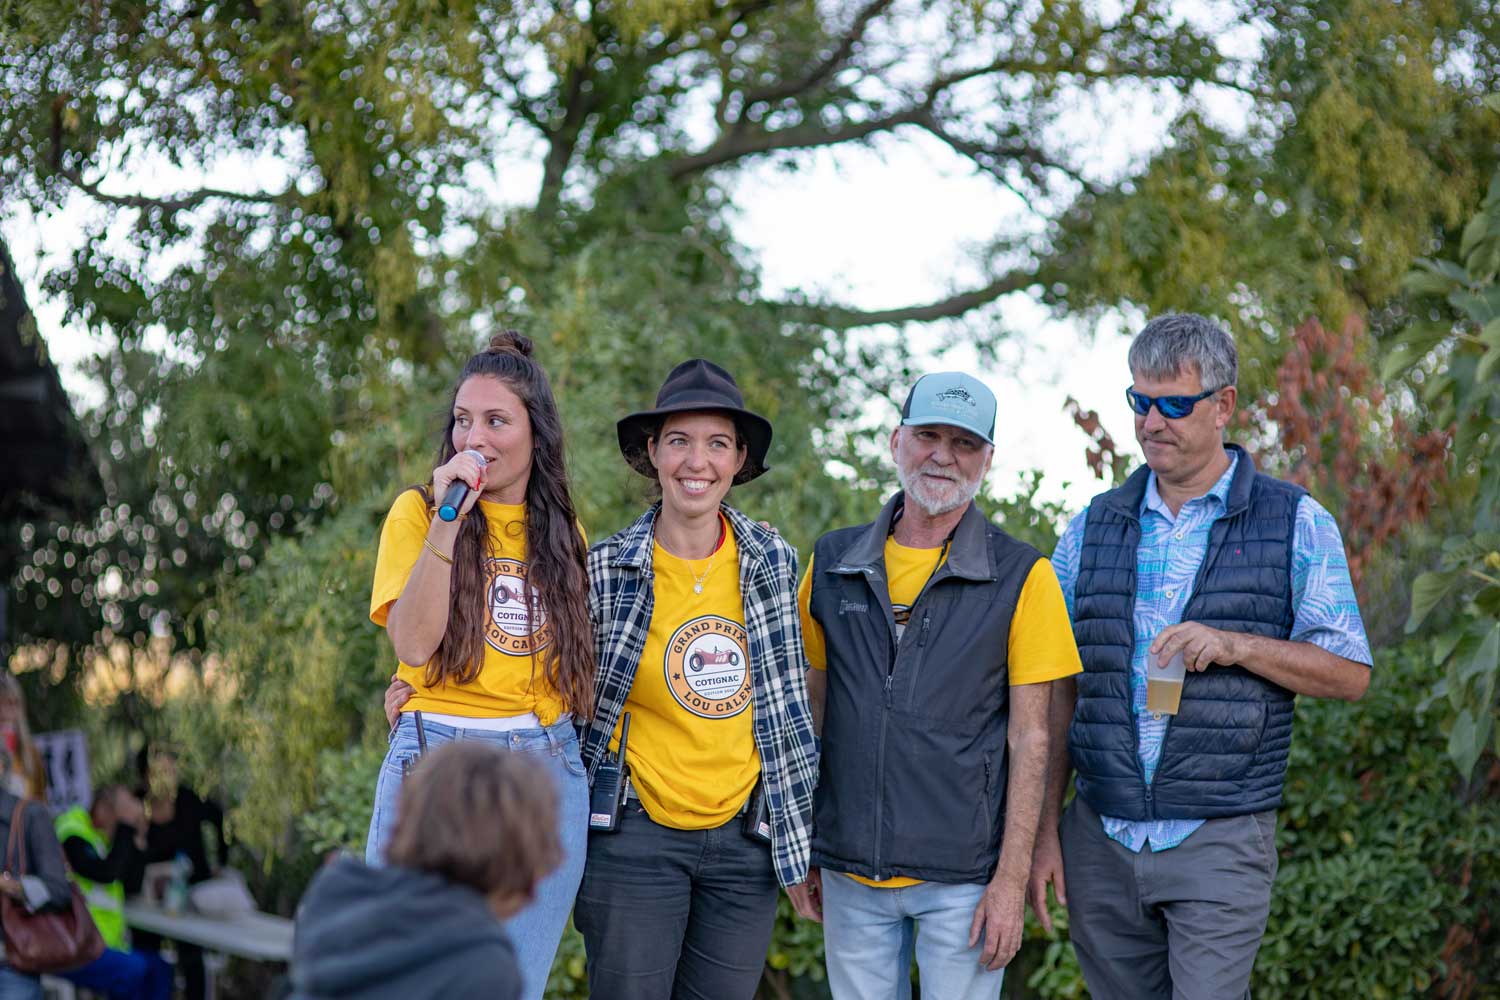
[872,548,942,881]
[1132,684,1153,816]
[872,655,894,881]
[871,575,899,883]
[1143,713,1175,818]
[875,560,942,875]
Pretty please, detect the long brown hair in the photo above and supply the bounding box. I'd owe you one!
[0,674,45,800]
[418,331,595,719]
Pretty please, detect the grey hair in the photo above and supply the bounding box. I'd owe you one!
[1127,313,1238,390]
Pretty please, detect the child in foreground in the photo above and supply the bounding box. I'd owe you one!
[289,741,561,1000]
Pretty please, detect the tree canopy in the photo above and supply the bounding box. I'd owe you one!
[5,0,1496,666]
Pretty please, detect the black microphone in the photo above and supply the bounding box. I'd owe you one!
[437,450,488,521]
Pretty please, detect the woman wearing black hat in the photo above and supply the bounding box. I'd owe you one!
[571,359,821,999]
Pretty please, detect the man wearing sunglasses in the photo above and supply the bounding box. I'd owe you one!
[1031,313,1373,999]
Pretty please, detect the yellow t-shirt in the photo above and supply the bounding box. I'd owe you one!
[369,489,568,725]
[797,536,1083,887]
[609,519,761,830]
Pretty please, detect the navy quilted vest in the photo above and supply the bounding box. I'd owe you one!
[1069,445,1305,820]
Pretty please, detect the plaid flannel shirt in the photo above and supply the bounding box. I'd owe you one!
[578,501,820,888]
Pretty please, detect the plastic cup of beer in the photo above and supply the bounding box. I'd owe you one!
[1147,650,1187,718]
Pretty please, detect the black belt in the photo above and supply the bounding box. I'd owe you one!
[624,784,753,816]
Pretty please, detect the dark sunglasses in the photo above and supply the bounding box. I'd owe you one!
[1125,386,1220,419]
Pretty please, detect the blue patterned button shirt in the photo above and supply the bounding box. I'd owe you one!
[1052,455,1372,852]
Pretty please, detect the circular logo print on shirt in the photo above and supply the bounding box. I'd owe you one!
[483,557,551,655]
[664,615,752,719]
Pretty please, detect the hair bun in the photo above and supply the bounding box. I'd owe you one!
[488,330,534,358]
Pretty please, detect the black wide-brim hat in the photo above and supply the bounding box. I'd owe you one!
[617,359,773,485]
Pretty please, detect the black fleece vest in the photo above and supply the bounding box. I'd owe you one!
[809,495,1040,884]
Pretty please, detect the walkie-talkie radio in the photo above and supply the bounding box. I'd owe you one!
[588,712,632,832]
[401,710,430,779]
[741,778,772,844]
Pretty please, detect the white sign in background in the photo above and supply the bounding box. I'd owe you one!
[34,728,91,810]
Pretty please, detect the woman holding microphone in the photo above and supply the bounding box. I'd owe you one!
[366,331,593,1000]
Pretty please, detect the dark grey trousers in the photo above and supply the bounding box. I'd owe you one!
[1060,795,1278,1000]
[574,801,779,1000]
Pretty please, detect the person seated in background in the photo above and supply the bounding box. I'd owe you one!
[136,744,228,1000]
[0,751,76,1000]
[0,675,48,801]
[54,785,173,1000]
[289,740,561,1000]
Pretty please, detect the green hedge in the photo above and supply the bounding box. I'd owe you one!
[1256,638,1499,998]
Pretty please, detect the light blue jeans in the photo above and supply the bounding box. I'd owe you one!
[823,873,1006,1000]
[0,966,39,1000]
[365,714,589,1000]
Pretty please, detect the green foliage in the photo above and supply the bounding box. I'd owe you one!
[1021,920,1087,1000]
[545,920,588,999]
[171,482,399,854]
[1053,0,1500,396]
[298,739,384,858]
[1259,640,1500,996]
[1388,159,1500,782]
[987,470,1070,555]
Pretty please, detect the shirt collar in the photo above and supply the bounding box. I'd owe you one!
[610,501,770,571]
[1142,453,1239,521]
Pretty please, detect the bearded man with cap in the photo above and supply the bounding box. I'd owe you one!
[794,372,1082,999]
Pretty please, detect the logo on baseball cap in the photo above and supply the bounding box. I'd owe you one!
[900,372,996,445]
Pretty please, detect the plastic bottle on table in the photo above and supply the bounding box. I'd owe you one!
[165,852,191,914]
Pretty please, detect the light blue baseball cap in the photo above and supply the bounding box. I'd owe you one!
[900,372,996,444]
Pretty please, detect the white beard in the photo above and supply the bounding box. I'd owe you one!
[897,461,983,516]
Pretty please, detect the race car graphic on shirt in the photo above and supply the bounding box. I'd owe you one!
[484,557,552,655]
[664,615,751,719]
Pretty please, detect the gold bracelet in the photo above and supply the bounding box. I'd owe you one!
[423,538,454,564]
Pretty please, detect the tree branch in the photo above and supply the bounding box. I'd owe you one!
[667,53,1038,180]
[536,49,599,220]
[779,267,1039,329]
[668,32,1261,183]
[916,113,1098,197]
[1045,60,1269,100]
[739,0,894,107]
[668,103,929,179]
[59,166,289,213]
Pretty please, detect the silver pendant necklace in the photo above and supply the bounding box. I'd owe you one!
[690,553,717,594]
[683,518,725,594]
